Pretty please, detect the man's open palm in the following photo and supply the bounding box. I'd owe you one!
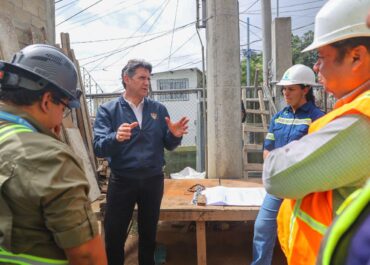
[165,117,189,137]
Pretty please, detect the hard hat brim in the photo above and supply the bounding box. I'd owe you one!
[276,79,319,86]
[302,23,370,52]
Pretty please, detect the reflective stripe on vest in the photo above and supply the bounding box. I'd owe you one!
[293,200,327,235]
[278,88,370,264]
[0,124,67,265]
[321,180,370,265]
[0,248,68,265]
[0,124,34,141]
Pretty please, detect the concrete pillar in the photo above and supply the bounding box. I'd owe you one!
[272,17,292,110]
[261,0,272,87]
[206,0,243,179]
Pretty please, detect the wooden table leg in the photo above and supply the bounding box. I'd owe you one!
[196,221,207,265]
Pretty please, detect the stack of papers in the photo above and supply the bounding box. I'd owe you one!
[201,186,266,206]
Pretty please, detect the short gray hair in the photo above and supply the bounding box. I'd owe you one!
[121,59,152,88]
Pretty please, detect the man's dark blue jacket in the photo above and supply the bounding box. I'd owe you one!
[93,96,182,178]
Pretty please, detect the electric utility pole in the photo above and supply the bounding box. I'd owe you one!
[261,0,272,87]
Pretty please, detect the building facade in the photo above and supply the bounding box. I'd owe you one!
[151,68,203,146]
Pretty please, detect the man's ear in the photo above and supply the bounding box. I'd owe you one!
[350,45,368,71]
[39,91,53,113]
[123,74,130,86]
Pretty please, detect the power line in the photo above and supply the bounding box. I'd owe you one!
[249,28,261,39]
[245,5,322,15]
[96,0,172,71]
[169,59,202,71]
[61,0,138,29]
[292,22,314,31]
[239,19,262,30]
[56,0,79,11]
[90,53,199,71]
[153,32,197,68]
[83,0,170,69]
[240,0,324,14]
[168,0,179,68]
[240,39,262,47]
[79,21,196,62]
[71,30,172,44]
[240,0,260,13]
[56,0,103,26]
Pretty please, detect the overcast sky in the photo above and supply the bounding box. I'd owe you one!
[55,0,327,93]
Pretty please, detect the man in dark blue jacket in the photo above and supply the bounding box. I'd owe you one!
[93,59,189,265]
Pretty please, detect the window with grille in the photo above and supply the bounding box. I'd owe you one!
[157,78,189,101]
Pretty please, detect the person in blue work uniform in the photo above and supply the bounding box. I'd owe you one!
[93,59,189,265]
[251,64,325,265]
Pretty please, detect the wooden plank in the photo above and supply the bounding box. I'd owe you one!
[65,128,101,201]
[70,49,97,171]
[258,89,268,130]
[59,33,97,172]
[244,163,263,171]
[243,126,268,133]
[220,178,262,187]
[245,109,270,115]
[196,221,207,265]
[159,209,259,221]
[244,144,263,151]
[245,98,269,102]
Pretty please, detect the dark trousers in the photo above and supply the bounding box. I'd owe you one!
[104,174,164,265]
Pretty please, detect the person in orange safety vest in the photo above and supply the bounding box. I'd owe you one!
[262,0,370,264]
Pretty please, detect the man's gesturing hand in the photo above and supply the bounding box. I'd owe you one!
[165,117,189,137]
[116,122,139,142]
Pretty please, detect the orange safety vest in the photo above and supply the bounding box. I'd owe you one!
[277,88,370,265]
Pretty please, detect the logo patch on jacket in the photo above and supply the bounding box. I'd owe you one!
[150,112,158,120]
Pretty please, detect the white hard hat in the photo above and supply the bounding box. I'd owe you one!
[277,64,318,86]
[303,0,370,52]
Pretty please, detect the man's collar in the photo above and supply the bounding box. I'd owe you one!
[334,80,370,108]
[122,92,145,107]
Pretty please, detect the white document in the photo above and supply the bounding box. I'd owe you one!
[201,186,266,206]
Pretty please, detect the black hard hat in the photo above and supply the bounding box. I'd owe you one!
[0,44,81,108]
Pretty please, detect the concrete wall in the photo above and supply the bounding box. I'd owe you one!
[0,0,55,60]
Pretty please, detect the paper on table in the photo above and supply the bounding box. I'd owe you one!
[201,186,266,206]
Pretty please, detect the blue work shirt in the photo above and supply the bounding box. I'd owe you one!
[264,101,325,151]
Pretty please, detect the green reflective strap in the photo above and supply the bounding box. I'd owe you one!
[292,199,328,235]
[0,257,29,265]
[265,133,275,141]
[0,248,67,265]
[288,200,299,250]
[0,124,33,142]
[336,188,362,215]
[321,182,370,265]
[297,208,327,235]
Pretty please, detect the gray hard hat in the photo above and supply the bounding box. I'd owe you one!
[0,44,81,108]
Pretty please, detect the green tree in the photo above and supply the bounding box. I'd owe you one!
[241,51,263,86]
[291,30,317,68]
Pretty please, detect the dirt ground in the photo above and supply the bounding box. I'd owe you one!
[123,220,287,265]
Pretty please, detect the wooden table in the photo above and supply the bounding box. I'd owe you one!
[160,178,263,265]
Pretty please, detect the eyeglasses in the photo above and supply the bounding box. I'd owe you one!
[52,98,72,118]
